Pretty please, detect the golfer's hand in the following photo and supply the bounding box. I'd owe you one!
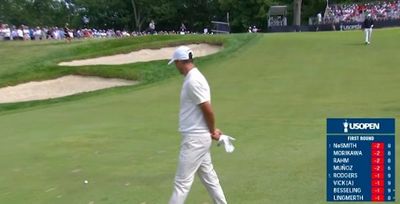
[211,129,222,140]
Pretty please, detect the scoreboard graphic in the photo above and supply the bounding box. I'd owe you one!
[327,118,395,202]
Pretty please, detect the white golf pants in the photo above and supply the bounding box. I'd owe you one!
[169,133,227,204]
[365,28,372,43]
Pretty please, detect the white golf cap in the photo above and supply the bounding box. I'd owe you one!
[168,46,193,65]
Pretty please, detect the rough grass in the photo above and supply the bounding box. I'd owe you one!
[0,34,254,112]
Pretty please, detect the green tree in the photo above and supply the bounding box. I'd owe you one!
[219,0,275,32]
[171,0,221,32]
[73,0,132,29]
[130,0,176,31]
[0,0,70,27]
[28,0,70,26]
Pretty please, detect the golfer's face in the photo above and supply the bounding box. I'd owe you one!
[175,61,184,74]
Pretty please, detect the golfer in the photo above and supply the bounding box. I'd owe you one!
[168,46,228,204]
[363,13,374,45]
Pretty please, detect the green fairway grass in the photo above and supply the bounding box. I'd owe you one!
[0,29,399,204]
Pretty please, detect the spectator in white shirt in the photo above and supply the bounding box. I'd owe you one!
[34,27,42,40]
[3,24,11,40]
[22,25,30,40]
[17,27,24,40]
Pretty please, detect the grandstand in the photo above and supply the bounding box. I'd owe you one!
[324,0,400,23]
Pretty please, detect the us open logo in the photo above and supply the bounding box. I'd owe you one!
[343,120,380,133]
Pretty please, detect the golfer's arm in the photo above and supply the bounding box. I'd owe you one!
[199,101,216,133]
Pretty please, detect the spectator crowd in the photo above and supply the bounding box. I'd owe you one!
[0,21,203,41]
[0,24,136,41]
[324,0,400,23]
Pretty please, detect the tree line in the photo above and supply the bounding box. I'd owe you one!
[0,0,363,32]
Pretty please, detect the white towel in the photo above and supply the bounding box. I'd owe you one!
[217,135,236,153]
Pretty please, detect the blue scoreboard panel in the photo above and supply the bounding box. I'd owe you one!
[327,118,395,202]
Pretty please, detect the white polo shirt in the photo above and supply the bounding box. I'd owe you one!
[4,28,11,37]
[17,29,23,37]
[179,68,210,134]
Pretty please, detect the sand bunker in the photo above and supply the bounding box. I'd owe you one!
[0,75,136,103]
[59,43,222,66]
